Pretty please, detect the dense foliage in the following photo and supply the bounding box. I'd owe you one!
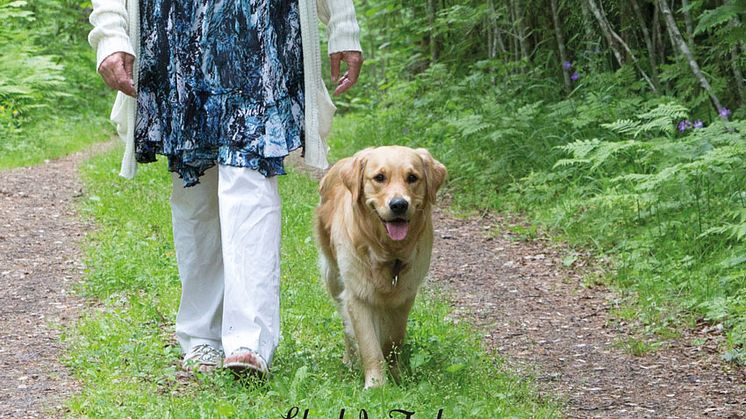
[331,0,746,358]
[0,0,112,168]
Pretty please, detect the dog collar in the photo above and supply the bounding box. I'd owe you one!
[392,259,403,287]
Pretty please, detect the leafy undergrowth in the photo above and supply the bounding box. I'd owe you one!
[65,147,558,417]
[0,0,114,169]
[330,65,746,361]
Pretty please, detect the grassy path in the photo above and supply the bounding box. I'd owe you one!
[64,147,557,417]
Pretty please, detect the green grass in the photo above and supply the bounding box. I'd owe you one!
[0,112,113,169]
[0,44,115,170]
[64,147,559,417]
[613,337,664,357]
[0,1,115,169]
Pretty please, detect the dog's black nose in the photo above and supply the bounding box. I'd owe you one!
[389,198,409,215]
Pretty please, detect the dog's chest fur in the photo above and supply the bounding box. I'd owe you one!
[338,237,432,307]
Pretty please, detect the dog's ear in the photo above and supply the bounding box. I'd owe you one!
[342,150,369,203]
[416,148,447,204]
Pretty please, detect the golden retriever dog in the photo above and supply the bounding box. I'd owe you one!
[314,146,447,388]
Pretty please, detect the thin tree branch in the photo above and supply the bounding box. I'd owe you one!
[586,0,625,67]
[682,0,695,49]
[658,0,725,113]
[587,0,657,92]
[550,0,572,92]
[631,0,661,90]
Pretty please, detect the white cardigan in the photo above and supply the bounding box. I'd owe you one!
[89,0,361,178]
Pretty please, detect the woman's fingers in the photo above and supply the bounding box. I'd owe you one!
[98,52,136,97]
[344,53,363,84]
[112,63,135,96]
[123,53,135,84]
[330,51,363,96]
[330,53,342,83]
[334,72,354,96]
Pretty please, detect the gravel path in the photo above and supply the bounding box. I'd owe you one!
[0,143,114,418]
[429,211,746,418]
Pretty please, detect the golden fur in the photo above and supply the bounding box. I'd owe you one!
[314,146,447,388]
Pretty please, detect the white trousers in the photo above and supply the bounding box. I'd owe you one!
[170,165,281,365]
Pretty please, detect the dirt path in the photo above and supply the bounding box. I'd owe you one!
[0,143,114,418]
[428,210,746,418]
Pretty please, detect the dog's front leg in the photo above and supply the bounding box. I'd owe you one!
[346,297,386,388]
[382,298,415,386]
[341,319,358,368]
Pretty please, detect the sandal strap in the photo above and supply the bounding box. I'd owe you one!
[224,347,268,374]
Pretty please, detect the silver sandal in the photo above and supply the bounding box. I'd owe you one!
[182,344,224,373]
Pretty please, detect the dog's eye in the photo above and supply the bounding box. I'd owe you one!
[373,173,386,183]
[407,174,418,183]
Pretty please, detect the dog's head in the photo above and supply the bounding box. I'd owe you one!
[343,146,447,242]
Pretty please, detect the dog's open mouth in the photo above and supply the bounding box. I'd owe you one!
[384,218,409,241]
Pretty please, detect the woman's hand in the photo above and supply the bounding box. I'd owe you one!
[330,51,363,96]
[98,52,136,97]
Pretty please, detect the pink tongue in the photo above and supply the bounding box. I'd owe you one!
[385,222,409,241]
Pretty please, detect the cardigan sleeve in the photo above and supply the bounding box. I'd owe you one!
[317,0,362,54]
[88,0,136,72]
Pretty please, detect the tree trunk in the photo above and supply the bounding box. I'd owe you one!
[495,27,507,60]
[631,0,661,90]
[587,0,657,92]
[663,0,681,59]
[487,0,494,59]
[510,0,520,62]
[652,3,667,64]
[580,0,600,71]
[427,0,440,63]
[586,0,625,67]
[550,0,572,91]
[487,21,493,59]
[732,46,745,105]
[729,19,745,104]
[487,0,506,59]
[658,0,725,113]
[514,0,530,62]
[609,29,658,92]
[681,0,695,49]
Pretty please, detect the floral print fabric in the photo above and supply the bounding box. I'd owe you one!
[136,0,304,187]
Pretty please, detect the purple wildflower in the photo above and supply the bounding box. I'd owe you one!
[562,61,573,70]
[719,107,732,119]
[570,71,580,82]
[678,120,690,133]
[693,120,704,129]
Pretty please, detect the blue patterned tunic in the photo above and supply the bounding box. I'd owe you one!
[136,0,304,187]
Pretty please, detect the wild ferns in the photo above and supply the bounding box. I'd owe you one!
[0,0,65,137]
[528,104,746,348]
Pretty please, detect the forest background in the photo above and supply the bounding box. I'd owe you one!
[1,0,745,369]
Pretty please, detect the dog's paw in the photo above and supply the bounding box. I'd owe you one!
[342,353,355,369]
[364,372,386,389]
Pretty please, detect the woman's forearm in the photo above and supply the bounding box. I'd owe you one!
[318,0,362,53]
[88,0,135,71]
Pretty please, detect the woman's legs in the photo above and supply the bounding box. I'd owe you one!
[171,166,224,353]
[217,165,282,366]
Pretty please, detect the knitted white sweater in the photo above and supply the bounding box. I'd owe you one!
[88,0,361,179]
